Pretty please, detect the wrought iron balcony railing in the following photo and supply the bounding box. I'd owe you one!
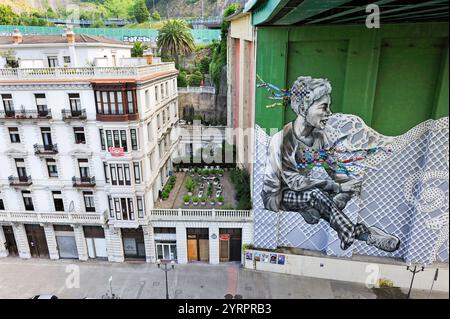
[8,175,32,186]
[0,109,52,120]
[34,143,58,155]
[72,176,96,187]
[61,109,87,120]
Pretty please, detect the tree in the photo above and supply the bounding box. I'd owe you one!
[152,10,161,21]
[104,0,133,19]
[0,5,18,25]
[157,19,195,67]
[132,0,150,23]
[131,42,148,57]
[199,56,211,75]
[91,20,105,28]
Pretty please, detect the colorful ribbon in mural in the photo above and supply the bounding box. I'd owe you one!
[256,74,291,108]
[296,146,391,177]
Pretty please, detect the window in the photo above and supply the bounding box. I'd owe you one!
[103,162,110,183]
[41,127,53,147]
[0,197,4,210]
[155,85,159,102]
[109,163,131,186]
[157,114,161,131]
[2,94,14,113]
[74,127,86,144]
[147,123,152,141]
[9,127,20,143]
[108,196,114,217]
[145,89,150,109]
[15,158,27,181]
[47,56,58,67]
[63,56,71,64]
[130,129,138,150]
[101,130,129,151]
[133,162,141,184]
[161,83,165,99]
[22,191,34,211]
[95,90,136,115]
[99,129,106,150]
[78,159,90,179]
[52,191,64,211]
[35,94,48,114]
[83,191,95,212]
[165,82,169,98]
[46,159,58,177]
[69,93,81,112]
[136,196,144,218]
[112,197,135,220]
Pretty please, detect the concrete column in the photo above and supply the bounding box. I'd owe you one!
[73,225,88,261]
[12,223,31,259]
[175,226,187,264]
[0,226,8,257]
[142,225,156,263]
[104,226,124,262]
[43,224,59,260]
[209,225,220,265]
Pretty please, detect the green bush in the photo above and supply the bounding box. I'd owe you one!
[185,177,196,193]
[193,196,199,203]
[201,196,207,202]
[199,56,211,75]
[187,73,203,87]
[231,167,252,209]
[183,195,191,203]
[218,196,224,202]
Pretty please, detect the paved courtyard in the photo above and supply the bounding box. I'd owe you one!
[0,258,447,299]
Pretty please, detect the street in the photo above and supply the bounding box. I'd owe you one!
[0,258,447,299]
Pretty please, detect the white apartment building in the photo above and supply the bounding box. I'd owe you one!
[0,30,253,264]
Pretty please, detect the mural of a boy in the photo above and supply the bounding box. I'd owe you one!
[261,76,400,252]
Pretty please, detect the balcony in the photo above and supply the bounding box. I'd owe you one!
[72,176,96,187]
[0,109,52,120]
[0,211,106,225]
[150,209,252,222]
[8,175,32,187]
[0,63,176,81]
[62,109,87,121]
[34,144,58,155]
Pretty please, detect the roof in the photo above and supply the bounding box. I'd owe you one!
[245,0,449,26]
[0,34,130,46]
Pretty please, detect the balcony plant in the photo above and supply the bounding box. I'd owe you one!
[217,196,224,206]
[183,195,191,206]
[209,198,215,206]
[217,169,224,177]
[201,196,206,206]
[192,196,199,206]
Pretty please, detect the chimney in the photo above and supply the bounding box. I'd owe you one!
[144,50,153,65]
[12,29,22,44]
[65,25,75,44]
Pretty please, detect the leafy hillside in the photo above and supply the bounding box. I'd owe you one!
[3,0,233,18]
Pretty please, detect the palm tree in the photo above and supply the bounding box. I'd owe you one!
[157,19,195,67]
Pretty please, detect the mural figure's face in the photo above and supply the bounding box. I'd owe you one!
[304,94,331,130]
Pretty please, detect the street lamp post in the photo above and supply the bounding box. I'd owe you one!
[406,265,425,299]
[157,259,175,299]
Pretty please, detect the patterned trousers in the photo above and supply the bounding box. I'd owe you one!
[282,188,369,250]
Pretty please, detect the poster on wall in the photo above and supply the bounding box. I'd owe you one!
[254,252,261,262]
[262,253,270,263]
[277,255,285,265]
[245,251,253,260]
[270,254,277,264]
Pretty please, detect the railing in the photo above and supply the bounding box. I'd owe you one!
[0,63,176,80]
[149,209,252,221]
[0,109,52,119]
[8,175,32,186]
[34,143,58,155]
[0,211,105,225]
[61,109,87,120]
[177,86,215,94]
[72,176,96,187]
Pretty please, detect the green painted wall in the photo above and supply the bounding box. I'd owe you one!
[255,23,449,136]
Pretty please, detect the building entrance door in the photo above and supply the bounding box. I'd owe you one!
[186,228,209,262]
[122,227,146,260]
[25,224,49,258]
[2,226,18,256]
[220,228,242,262]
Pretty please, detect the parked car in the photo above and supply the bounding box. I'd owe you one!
[31,294,58,299]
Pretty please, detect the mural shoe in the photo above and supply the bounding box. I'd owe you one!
[299,208,321,224]
[366,227,400,252]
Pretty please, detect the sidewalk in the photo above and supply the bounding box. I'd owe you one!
[0,258,447,299]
